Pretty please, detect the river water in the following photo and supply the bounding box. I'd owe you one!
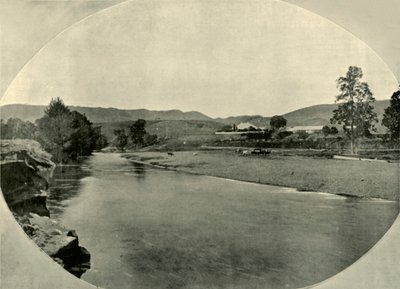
[48,153,398,289]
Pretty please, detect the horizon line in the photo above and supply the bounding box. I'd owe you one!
[0,99,390,119]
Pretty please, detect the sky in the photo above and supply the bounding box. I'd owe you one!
[1,0,398,118]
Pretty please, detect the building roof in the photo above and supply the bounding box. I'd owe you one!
[236,122,259,130]
[286,126,324,132]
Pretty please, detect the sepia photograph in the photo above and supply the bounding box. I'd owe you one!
[0,1,399,289]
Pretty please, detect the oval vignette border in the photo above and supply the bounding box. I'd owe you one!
[0,1,399,289]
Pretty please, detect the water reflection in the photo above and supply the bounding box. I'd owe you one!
[53,153,399,289]
[47,164,92,218]
[132,162,146,181]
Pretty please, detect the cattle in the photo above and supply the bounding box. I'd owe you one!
[167,152,174,156]
[241,149,270,156]
[251,148,270,155]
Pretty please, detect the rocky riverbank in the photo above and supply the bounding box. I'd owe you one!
[0,140,90,278]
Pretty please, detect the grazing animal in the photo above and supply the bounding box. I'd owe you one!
[193,152,198,156]
[167,152,174,156]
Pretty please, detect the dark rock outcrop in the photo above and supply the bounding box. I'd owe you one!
[1,161,50,216]
[0,140,91,278]
[25,213,91,278]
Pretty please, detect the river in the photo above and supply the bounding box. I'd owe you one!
[47,153,399,289]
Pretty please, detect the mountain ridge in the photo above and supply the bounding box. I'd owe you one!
[0,104,213,123]
[0,100,390,132]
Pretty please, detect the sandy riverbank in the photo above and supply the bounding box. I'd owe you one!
[122,150,399,201]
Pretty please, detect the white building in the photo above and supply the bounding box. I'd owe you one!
[286,126,324,134]
[236,122,259,130]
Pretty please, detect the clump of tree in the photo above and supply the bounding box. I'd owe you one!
[382,89,400,140]
[36,98,108,163]
[114,129,128,151]
[218,124,235,132]
[330,66,377,154]
[297,131,309,140]
[143,133,158,146]
[112,119,158,151]
[64,111,107,159]
[129,119,146,148]
[322,125,339,136]
[270,115,287,131]
[0,118,37,139]
[263,129,273,140]
[128,119,158,149]
[330,127,339,135]
[276,130,293,140]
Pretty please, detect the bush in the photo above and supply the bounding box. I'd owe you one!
[297,131,309,140]
[144,134,158,146]
[276,131,293,139]
[330,127,339,135]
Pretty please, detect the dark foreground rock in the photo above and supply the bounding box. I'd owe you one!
[1,140,91,278]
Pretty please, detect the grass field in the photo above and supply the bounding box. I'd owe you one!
[123,150,399,201]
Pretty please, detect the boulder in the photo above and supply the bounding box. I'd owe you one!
[0,140,91,278]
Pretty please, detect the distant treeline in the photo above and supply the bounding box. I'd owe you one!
[1,98,108,163]
[1,98,160,161]
[112,118,158,151]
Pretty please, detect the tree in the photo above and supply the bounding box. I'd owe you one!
[232,123,238,132]
[330,127,339,135]
[0,120,10,139]
[66,111,102,159]
[36,98,74,162]
[129,119,146,148]
[263,129,273,141]
[322,125,331,136]
[95,131,108,150]
[0,118,37,139]
[270,115,287,131]
[297,131,309,140]
[44,97,70,117]
[220,125,233,132]
[143,133,158,146]
[36,98,107,162]
[276,131,292,139]
[114,129,128,151]
[382,89,400,140]
[330,66,377,154]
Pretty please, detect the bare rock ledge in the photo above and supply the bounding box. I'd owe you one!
[0,139,91,278]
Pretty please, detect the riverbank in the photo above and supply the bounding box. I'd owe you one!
[0,140,91,277]
[122,150,399,201]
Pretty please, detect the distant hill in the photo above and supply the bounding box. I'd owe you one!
[0,104,46,122]
[219,100,390,132]
[283,101,388,125]
[1,100,390,133]
[285,100,389,132]
[216,115,271,128]
[98,119,226,140]
[0,104,212,123]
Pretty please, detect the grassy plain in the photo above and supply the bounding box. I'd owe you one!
[123,150,399,201]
